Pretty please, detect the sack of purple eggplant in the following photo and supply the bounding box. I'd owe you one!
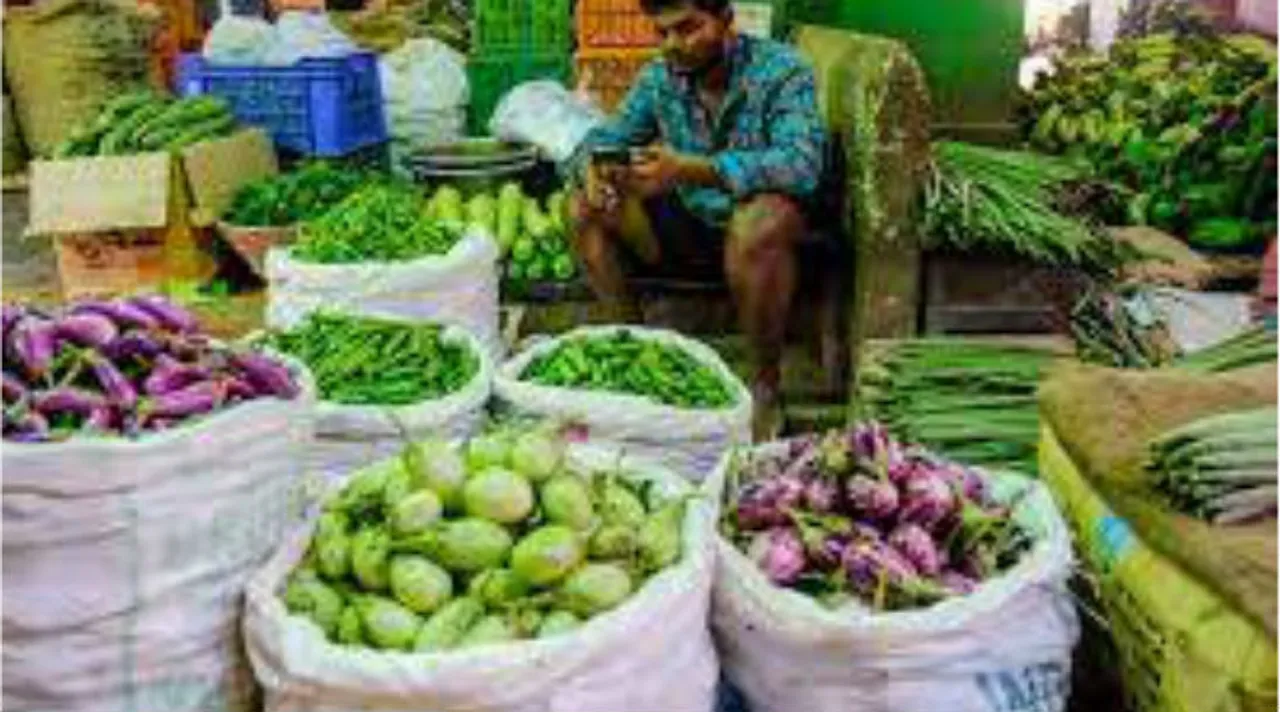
[2,296,315,712]
[712,423,1078,712]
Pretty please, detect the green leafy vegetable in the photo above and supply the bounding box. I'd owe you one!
[223,162,367,227]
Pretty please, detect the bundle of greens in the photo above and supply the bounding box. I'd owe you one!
[1068,282,1275,372]
[1145,407,1277,524]
[858,340,1060,474]
[1019,30,1277,250]
[924,141,1116,270]
[291,183,462,264]
[1068,284,1175,369]
[223,163,368,227]
[1176,327,1277,372]
[260,312,478,406]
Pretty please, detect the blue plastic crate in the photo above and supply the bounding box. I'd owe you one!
[175,52,387,157]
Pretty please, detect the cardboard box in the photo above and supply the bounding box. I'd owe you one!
[29,128,278,297]
[29,128,277,235]
[54,230,169,300]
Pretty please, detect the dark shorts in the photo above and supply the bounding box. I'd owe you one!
[620,195,727,282]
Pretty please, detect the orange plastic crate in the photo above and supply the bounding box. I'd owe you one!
[576,0,660,48]
[575,47,659,113]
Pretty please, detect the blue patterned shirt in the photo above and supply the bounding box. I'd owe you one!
[573,34,826,228]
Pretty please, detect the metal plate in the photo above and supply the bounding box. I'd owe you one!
[408,138,538,171]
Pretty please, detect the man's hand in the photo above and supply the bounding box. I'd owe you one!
[585,163,623,216]
[629,146,723,197]
[628,146,685,197]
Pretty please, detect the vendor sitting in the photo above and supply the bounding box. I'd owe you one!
[568,0,826,441]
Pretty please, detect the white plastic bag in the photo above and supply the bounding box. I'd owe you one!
[379,39,469,178]
[243,444,724,712]
[306,322,494,485]
[263,11,359,66]
[494,325,752,482]
[2,366,316,712]
[265,228,503,361]
[203,15,275,65]
[490,81,606,165]
[712,461,1080,712]
[380,38,468,114]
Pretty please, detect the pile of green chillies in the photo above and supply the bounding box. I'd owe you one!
[263,312,478,406]
[520,330,735,409]
[291,183,462,264]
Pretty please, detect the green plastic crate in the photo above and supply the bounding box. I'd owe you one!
[472,0,573,54]
[467,51,572,135]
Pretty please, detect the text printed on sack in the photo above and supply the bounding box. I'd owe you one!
[975,662,1069,712]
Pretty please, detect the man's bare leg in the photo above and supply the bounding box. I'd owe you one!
[725,194,804,441]
[568,192,643,323]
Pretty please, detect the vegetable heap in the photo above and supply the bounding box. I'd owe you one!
[280,423,689,650]
[1176,326,1277,372]
[260,312,478,406]
[723,423,1032,611]
[1145,407,1277,525]
[222,162,367,227]
[53,92,238,158]
[1070,288,1277,372]
[292,183,462,264]
[427,183,578,286]
[2,297,299,442]
[924,141,1114,270]
[520,330,736,409]
[1069,284,1175,369]
[1019,31,1277,249]
[859,340,1058,475]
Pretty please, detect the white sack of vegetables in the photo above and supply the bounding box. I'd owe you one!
[2,298,315,712]
[243,425,721,712]
[266,182,503,360]
[255,311,492,486]
[713,423,1078,712]
[495,325,751,482]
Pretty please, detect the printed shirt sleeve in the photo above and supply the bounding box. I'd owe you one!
[563,63,663,185]
[711,66,826,198]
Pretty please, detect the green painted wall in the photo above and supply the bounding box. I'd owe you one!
[775,0,1025,130]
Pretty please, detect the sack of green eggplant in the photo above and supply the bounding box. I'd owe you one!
[426,181,579,290]
[253,311,493,488]
[242,428,721,712]
[266,183,502,360]
[494,326,752,482]
[1018,32,1277,251]
[3,298,317,712]
[713,429,1077,712]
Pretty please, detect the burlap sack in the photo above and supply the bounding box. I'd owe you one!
[1038,361,1277,636]
[4,0,156,158]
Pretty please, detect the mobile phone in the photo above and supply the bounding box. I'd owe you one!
[591,146,633,167]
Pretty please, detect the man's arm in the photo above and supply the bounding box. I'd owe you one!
[564,64,663,186]
[709,67,826,198]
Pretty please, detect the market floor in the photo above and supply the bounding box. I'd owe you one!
[2,189,58,305]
